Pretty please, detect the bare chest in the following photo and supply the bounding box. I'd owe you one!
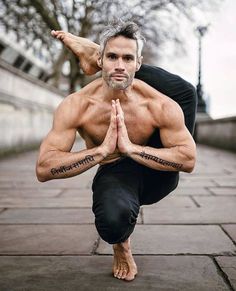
[79,103,155,148]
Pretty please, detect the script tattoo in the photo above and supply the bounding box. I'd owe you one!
[50,155,95,175]
[139,151,183,169]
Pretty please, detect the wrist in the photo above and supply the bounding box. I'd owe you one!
[98,144,109,159]
[125,143,137,157]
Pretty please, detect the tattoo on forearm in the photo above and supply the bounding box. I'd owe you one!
[139,151,183,169]
[50,155,95,175]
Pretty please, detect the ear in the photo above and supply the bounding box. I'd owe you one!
[136,56,143,71]
[97,55,102,68]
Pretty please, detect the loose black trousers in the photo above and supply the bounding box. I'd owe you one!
[92,65,197,244]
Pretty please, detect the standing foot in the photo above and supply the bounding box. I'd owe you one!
[112,238,137,281]
[51,30,100,75]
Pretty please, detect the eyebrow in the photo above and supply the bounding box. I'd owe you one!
[106,52,135,58]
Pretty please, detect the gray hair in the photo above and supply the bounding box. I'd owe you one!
[99,20,145,58]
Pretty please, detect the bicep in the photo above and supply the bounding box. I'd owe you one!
[159,103,194,149]
[39,99,77,156]
[40,127,76,154]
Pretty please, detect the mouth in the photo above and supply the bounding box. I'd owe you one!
[111,74,127,80]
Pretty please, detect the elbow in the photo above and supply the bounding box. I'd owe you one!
[183,154,196,173]
[179,143,196,173]
[36,164,50,182]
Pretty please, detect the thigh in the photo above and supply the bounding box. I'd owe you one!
[140,168,179,205]
[135,64,197,135]
[92,158,142,218]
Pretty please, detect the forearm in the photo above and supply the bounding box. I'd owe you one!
[127,144,195,173]
[36,146,105,182]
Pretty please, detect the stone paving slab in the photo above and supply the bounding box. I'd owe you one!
[0,208,142,225]
[0,208,94,224]
[178,180,217,187]
[97,225,236,255]
[0,256,230,291]
[215,179,236,187]
[59,189,92,197]
[209,187,236,195]
[0,188,62,198]
[172,187,212,196]
[143,196,236,224]
[0,178,93,189]
[222,224,236,243]
[0,197,93,208]
[193,196,236,207]
[143,195,196,208]
[216,256,236,290]
[0,225,98,254]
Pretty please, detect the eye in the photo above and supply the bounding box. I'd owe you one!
[107,54,117,60]
[124,55,134,62]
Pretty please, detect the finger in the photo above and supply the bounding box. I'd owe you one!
[117,114,123,129]
[116,99,124,118]
[111,101,117,122]
[109,101,117,131]
[111,99,116,112]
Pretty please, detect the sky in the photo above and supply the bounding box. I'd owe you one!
[159,0,236,119]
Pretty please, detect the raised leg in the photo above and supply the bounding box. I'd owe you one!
[51,30,100,75]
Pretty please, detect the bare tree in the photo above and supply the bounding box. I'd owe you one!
[0,0,223,93]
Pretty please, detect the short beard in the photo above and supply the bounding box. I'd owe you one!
[103,71,135,90]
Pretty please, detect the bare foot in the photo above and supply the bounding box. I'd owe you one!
[51,30,100,75]
[112,238,137,281]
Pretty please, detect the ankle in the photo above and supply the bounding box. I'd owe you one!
[113,240,130,251]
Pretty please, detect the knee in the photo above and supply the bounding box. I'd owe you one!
[94,202,136,244]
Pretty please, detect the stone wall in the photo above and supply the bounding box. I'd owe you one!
[0,60,65,156]
[196,116,236,152]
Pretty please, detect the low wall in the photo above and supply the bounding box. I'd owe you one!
[0,60,65,156]
[196,116,236,152]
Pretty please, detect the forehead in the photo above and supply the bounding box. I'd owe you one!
[105,36,137,55]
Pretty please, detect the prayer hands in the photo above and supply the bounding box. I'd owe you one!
[101,99,132,157]
[116,99,132,155]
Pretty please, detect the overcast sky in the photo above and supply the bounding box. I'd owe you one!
[159,0,236,119]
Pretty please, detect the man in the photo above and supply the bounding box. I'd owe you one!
[36,21,196,281]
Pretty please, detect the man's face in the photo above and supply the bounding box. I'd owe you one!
[99,36,141,90]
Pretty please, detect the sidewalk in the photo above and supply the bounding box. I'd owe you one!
[0,141,235,291]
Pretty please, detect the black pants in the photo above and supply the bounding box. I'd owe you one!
[92,65,197,244]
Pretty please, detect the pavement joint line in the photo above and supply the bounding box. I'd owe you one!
[1,223,236,226]
[0,225,236,227]
[91,236,101,255]
[189,196,201,207]
[139,207,144,224]
[0,208,7,214]
[0,206,91,211]
[55,189,66,197]
[207,187,217,196]
[0,254,235,257]
[219,224,236,246]
[212,256,235,291]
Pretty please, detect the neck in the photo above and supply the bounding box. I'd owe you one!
[102,81,134,102]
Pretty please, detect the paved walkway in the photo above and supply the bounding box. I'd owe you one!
[0,141,235,291]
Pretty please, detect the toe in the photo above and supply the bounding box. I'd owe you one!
[125,271,136,281]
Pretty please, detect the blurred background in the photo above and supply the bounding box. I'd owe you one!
[0,0,235,154]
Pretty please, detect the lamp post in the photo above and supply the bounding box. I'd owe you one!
[196,25,208,113]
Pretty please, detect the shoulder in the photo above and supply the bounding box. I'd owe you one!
[142,84,184,129]
[54,78,103,126]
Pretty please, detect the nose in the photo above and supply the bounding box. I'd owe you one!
[115,58,125,71]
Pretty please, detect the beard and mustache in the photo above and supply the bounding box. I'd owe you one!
[102,71,135,90]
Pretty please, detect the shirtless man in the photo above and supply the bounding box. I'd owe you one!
[36,21,196,281]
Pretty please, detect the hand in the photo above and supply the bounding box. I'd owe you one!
[100,100,118,157]
[116,99,133,155]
